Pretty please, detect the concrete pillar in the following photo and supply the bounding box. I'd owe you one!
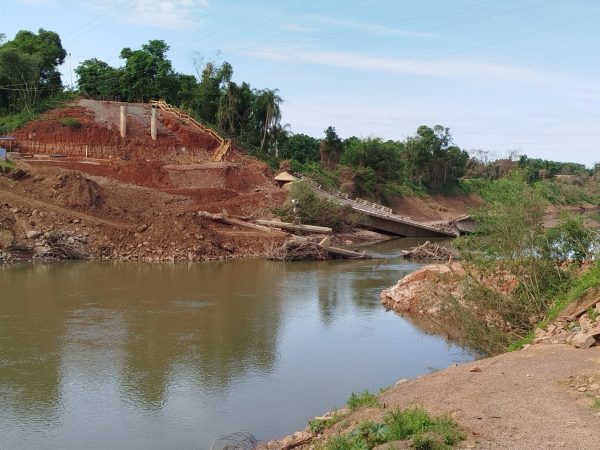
[151,107,157,141]
[120,105,127,138]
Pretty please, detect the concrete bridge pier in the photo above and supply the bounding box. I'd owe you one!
[151,107,157,141]
[120,105,127,138]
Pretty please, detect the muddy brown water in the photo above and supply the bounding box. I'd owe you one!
[0,238,472,449]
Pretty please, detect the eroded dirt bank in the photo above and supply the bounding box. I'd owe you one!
[0,160,393,263]
[0,160,290,263]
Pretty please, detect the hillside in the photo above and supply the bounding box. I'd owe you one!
[0,99,289,262]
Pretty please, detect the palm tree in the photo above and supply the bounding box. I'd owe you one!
[255,88,283,152]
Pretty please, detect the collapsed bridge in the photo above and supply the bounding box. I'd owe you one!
[298,177,459,237]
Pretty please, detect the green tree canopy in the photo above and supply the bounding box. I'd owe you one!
[280,133,319,163]
[0,28,66,110]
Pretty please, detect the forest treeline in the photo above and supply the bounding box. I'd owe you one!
[1,29,598,203]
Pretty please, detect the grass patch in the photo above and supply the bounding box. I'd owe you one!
[309,413,345,434]
[323,407,464,450]
[347,390,380,411]
[58,117,82,129]
[592,398,600,410]
[0,158,14,171]
[0,91,76,134]
[507,260,600,351]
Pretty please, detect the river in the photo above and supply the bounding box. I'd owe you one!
[0,238,472,449]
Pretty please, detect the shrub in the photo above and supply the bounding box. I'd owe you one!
[276,181,357,231]
[324,407,464,450]
[346,390,380,410]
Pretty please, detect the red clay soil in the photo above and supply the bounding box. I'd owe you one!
[0,99,292,262]
[12,99,223,162]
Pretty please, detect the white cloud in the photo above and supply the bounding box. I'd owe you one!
[90,0,209,29]
[236,46,600,103]
[303,14,433,38]
[237,47,540,82]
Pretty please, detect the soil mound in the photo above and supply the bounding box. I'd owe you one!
[41,172,104,210]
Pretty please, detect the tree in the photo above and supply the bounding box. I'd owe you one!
[403,125,468,191]
[119,40,179,103]
[341,136,404,181]
[196,61,232,124]
[75,58,122,100]
[280,133,319,163]
[0,29,66,110]
[254,88,282,152]
[319,126,343,165]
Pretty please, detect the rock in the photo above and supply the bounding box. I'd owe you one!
[72,218,80,224]
[571,333,597,349]
[534,328,547,338]
[137,224,148,233]
[579,314,595,330]
[589,384,600,391]
[577,386,588,392]
[547,324,557,333]
[550,330,568,345]
[469,367,482,373]
[25,230,42,239]
[533,336,551,345]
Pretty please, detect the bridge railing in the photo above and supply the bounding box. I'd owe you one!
[290,172,457,235]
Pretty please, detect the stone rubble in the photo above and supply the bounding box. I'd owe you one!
[531,303,600,349]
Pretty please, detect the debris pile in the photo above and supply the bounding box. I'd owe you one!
[406,240,458,261]
[37,230,88,260]
[268,240,329,261]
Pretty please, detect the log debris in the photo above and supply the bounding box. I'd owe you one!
[405,240,457,261]
[198,211,284,234]
[254,219,332,234]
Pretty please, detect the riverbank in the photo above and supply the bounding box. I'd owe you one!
[263,344,600,449]
[0,161,392,264]
[263,258,600,449]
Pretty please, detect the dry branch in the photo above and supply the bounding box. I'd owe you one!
[406,240,458,261]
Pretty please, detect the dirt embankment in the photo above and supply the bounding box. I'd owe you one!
[0,159,290,263]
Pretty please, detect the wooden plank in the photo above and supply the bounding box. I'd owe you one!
[198,211,283,234]
[255,219,332,234]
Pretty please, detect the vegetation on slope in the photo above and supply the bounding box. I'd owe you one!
[1,28,599,207]
[450,173,600,354]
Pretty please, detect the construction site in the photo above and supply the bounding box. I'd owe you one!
[0,99,478,263]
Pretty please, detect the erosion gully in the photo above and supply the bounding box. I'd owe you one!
[0,237,473,449]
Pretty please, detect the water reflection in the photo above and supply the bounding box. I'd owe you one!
[0,244,472,448]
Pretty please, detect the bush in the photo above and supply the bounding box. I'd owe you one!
[324,407,464,450]
[275,181,357,231]
[347,390,380,410]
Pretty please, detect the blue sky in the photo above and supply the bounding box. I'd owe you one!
[4,0,600,166]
